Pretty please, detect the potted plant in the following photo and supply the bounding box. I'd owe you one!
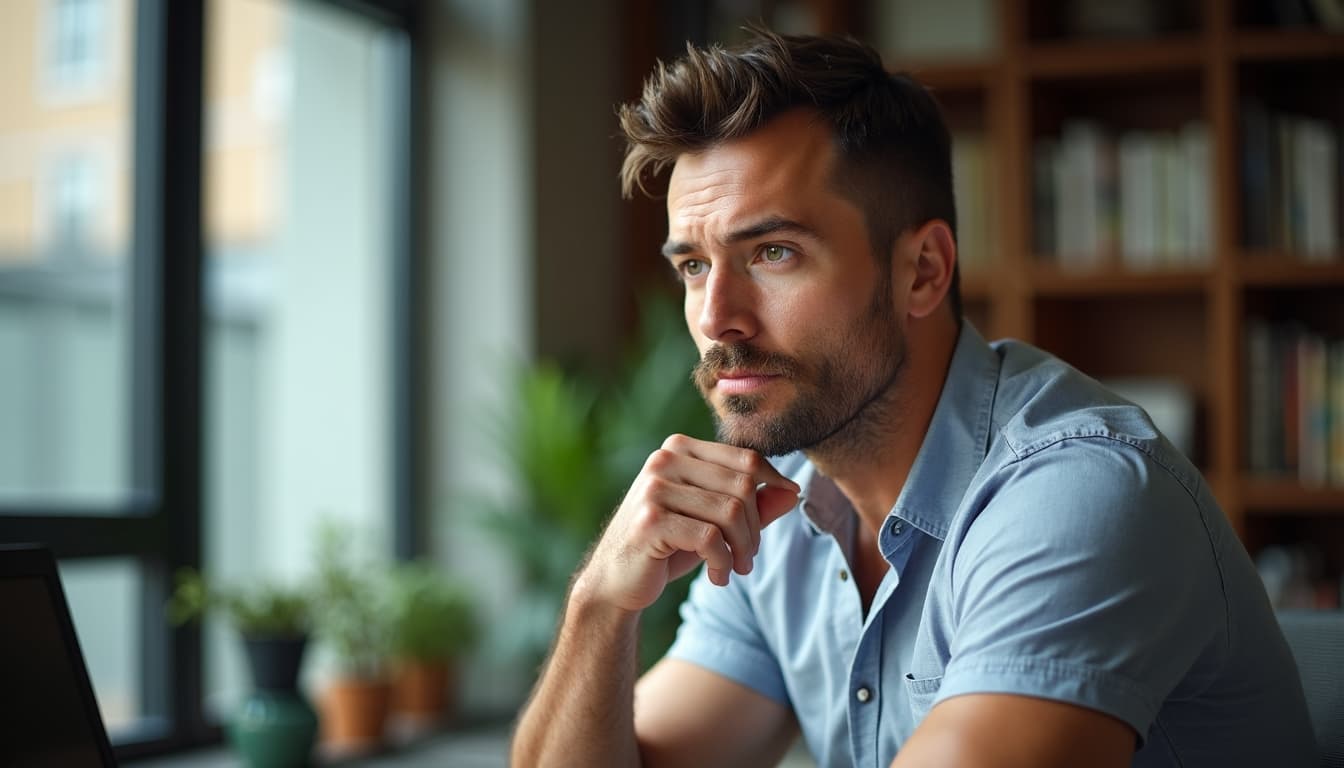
[385,561,479,730]
[311,521,393,755]
[168,569,317,768]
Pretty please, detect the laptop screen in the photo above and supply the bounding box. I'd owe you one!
[0,547,117,767]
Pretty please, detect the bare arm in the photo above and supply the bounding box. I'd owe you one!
[890,694,1135,768]
[510,435,800,767]
[635,659,798,768]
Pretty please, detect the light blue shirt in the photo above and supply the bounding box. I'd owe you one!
[666,323,1315,767]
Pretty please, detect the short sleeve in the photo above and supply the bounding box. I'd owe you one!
[939,437,1227,738]
[665,566,790,706]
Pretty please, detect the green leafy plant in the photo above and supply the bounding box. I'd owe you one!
[311,521,391,679]
[168,568,311,638]
[386,561,479,662]
[475,293,715,669]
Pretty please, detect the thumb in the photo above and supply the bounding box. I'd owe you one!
[756,485,800,528]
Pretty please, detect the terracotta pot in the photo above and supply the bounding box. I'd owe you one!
[391,659,460,723]
[319,677,391,752]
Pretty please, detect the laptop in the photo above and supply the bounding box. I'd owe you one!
[0,545,118,767]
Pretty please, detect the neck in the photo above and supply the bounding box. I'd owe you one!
[806,316,958,535]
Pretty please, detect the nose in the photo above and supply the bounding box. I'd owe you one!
[697,264,757,342]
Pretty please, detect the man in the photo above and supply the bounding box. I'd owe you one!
[511,29,1314,768]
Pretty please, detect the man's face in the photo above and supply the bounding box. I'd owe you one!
[665,109,908,457]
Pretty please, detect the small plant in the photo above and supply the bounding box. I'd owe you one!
[312,521,391,679]
[168,568,311,638]
[386,562,479,662]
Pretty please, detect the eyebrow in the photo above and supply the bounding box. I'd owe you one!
[661,215,820,259]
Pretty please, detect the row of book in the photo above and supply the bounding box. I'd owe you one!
[1034,121,1212,270]
[1245,319,1344,485]
[1241,103,1341,257]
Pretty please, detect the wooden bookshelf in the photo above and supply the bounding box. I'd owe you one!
[1026,38,1205,77]
[621,0,1344,588]
[861,0,1344,573]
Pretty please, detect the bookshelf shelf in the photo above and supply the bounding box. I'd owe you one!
[900,61,997,91]
[1242,480,1344,513]
[1026,39,1204,78]
[1029,265,1210,296]
[1239,257,1344,287]
[1234,30,1344,61]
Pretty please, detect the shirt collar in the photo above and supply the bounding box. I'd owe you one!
[796,322,1001,541]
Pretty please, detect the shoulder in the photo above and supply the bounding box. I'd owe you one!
[984,339,1201,495]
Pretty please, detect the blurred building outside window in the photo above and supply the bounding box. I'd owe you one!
[1,0,408,745]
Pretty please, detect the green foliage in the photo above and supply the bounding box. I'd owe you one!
[311,521,392,679]
[386,561,480,661]
[168,568,311,639]
[475,293,715,670]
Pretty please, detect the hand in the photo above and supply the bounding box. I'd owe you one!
[575,434,801,614]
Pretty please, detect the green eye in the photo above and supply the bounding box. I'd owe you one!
[762,245,792,262]
[681,259,705,276]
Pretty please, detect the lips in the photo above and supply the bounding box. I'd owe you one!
[693,343,799,395]
[715,372,780,395]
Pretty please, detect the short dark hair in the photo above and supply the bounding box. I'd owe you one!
[617,27,962,322]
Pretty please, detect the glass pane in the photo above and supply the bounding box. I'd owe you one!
[59,557,149,739]
[202,0,401,717]
[0,0,140,508]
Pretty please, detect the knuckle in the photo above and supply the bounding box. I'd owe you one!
[645,448,674,473]
[694,524,722,552]
[643,475,669,497]
[732,471,756,498]
[630,503,662,536]
[740,450,763,474]
[661,433,688,451]
[723,495,747,523]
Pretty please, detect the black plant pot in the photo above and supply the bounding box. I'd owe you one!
[232,633,317,768]
[243,634,308,691]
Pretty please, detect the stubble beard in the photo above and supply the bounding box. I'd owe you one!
[691,272,906,459]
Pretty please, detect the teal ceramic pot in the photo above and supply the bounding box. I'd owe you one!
[229,635,318,768]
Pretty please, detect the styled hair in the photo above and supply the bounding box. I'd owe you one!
[617,27,962,321]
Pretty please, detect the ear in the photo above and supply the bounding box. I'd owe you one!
[905,219,956,320]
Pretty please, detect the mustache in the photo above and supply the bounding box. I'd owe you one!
[692,343,801,392]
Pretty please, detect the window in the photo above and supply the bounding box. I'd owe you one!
[0,0,421,758]
[45,0,116,99]
[201,0,407,717]
[1,0,137,509]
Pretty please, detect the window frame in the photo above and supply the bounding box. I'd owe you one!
[0,0,425,757]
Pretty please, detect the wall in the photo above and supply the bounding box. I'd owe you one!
[426,0,624,714]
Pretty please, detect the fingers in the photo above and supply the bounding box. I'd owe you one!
[646,435,802,577]
[662,434,801,492]
[638,508,734,585]
[647,448,758,563]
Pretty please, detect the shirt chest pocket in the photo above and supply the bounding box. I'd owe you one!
[903,673,944,721]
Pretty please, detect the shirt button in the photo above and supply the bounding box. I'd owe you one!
[855,686,872,703]
[839,569,849,582]
[889,519,904,536]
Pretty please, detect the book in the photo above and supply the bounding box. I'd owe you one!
[953,133,991,272]
[1297,332,1329,485]
[1329,339,1344,486]
[1182,122,1212,264]
[1119,132,1157,269]
[1242,102,1273,250]
[1247,320,1275,474]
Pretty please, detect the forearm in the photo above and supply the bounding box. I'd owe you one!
[511,574,644,767]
